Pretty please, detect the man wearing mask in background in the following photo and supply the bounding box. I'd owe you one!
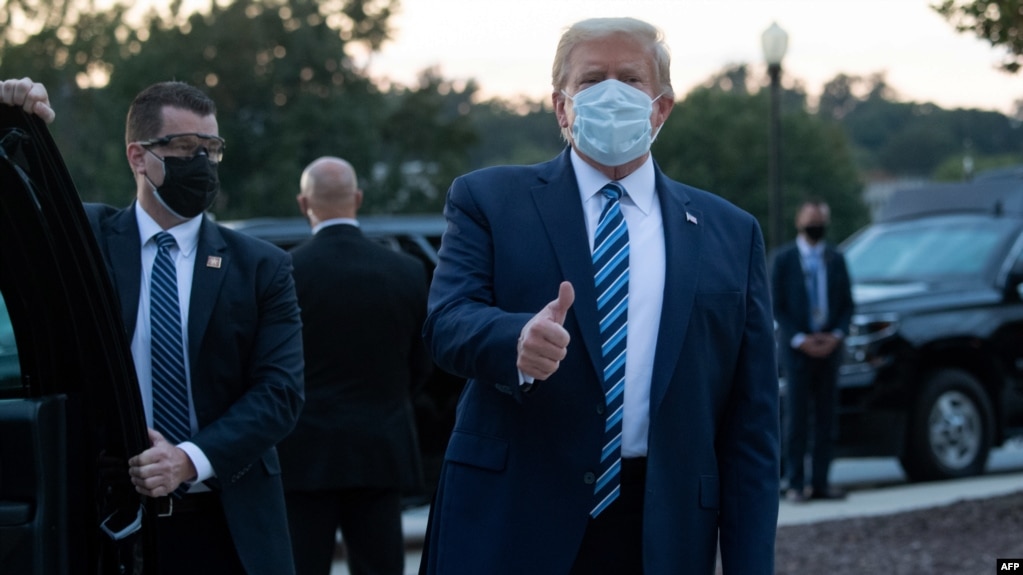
[0,77,305,575]
[771,198,854,504]
[419,17,779,575]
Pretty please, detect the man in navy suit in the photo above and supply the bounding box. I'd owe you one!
[770,198,854,503]
[279,157,431,575]
[1,78,305,574]
[419,17,779,575]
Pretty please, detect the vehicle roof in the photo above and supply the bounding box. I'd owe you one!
[878,176,1023,223]
[219,213,447,245]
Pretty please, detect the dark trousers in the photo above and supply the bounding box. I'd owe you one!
[155,493,246,575]
[286,487,405,575]
[569,457,646,575]
[783,350,841,492]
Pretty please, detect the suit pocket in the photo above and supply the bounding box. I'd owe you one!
[445,431,509,472]
[699,475,720,510]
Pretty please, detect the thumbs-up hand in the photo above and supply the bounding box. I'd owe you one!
[517,281,575,380]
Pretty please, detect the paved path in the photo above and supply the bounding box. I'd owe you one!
[331,442,1023,574]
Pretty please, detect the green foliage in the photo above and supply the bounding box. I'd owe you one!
[97,0,391,218]
[467,98,564,168]
[654,84,868,244]
[933,0,1023,73]
[0,0,483,218]
[822,73,1023,179]
[368,68,479,214]
[2,0,1020,231]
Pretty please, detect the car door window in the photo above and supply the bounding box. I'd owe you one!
[0,293,19,392]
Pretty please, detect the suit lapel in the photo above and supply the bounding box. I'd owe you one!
[649,172,700,415]
[188,217,228,369]
[104,205,143,338]
[531,150,605,383]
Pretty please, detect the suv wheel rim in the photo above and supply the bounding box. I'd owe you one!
[928,390,981,470]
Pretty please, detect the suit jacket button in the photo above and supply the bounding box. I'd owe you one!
[596,404,605,415]
[583,472,596,485]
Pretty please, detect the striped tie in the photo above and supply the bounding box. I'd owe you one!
[150,232,191,449]
[591,181,628,518]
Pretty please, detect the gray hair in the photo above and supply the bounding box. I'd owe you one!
[551,17,674,98]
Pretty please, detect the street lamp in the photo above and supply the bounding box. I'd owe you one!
[762,22,788,251]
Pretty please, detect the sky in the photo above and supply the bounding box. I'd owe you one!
[356,0,1022,115]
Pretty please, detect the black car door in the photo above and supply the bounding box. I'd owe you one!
[0,106,155,574]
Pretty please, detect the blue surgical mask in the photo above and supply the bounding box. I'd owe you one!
[564,79,663,166]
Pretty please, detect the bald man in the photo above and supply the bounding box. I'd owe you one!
[277,157,432,575]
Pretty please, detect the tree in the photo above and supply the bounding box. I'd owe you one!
[818,74,864,121]
[369,67,480,214]
[828,77,1023,179]
[0,0,487,218]
[933,0,1023,73]
[110,0,393,218]
[467,97,564,168]
[654,81,868,243]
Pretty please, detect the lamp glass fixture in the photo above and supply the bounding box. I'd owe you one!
[761,22,789,66]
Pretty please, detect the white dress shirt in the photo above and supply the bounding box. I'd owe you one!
[571,149,665,458]
[131,205,214,485]
[791,235,831,348]
[312,216,359,234]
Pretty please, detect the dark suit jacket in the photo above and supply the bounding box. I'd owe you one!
[278,223,430,492]
[84,203,305,575]
[770,241,855,363]
[420,149,780,575]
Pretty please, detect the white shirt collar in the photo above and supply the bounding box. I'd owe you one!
[135,203,202,256]
[570,148,656,215]
[796,235,825,258]
[312,217,359,235]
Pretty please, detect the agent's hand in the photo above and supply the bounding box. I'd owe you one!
[799,332,841,358]
[517,281,575,380]
[127,428,197,498]
[0,77,55,124]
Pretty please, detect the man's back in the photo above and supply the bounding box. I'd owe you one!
[280,223,430,491]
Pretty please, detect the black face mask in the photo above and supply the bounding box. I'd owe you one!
[149,153,220,219]
[802,225,826,242]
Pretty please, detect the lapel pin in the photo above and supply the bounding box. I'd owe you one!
[686,212,699,225]
[206,255,222,269]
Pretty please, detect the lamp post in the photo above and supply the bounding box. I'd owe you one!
[762,22,788,251]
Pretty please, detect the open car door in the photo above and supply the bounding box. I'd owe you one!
[0,107,156,574]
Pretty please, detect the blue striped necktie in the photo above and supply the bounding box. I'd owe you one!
[591,181,629,518]
[150,232,191,449]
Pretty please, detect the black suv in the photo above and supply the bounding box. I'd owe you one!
[220,214,463,501]
[838,173,1023,481]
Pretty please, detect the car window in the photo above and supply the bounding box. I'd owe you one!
[0,292,20,392]
[844,216,1019,283]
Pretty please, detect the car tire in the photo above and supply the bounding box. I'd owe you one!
[900,368,993,482]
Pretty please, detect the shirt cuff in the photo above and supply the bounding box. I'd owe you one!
[790,333,807,349]
[519,370,536,393]
[178,441,214,483]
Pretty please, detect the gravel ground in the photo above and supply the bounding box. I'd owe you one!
[773,490,1023,574]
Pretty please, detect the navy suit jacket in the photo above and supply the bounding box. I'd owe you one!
[421,150,780,575]
[770,241,855,364]
[279,223,430,493]
[84,203,305,575]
